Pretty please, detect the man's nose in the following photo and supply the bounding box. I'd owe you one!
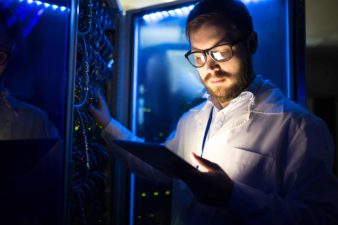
[205,54,220,72]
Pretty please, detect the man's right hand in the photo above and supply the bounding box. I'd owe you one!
[88,92,112,128]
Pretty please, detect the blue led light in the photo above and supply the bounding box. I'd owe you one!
[107,59,114,69]
[242,0,267,3]
[142,4,194,23]
[11,0,70,12]
[142,0,268,23]
[168,10,175,17]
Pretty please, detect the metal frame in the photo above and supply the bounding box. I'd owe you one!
[288,0,306,104]
[63,0,79,224]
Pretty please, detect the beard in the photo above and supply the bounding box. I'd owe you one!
[203,58,253,104]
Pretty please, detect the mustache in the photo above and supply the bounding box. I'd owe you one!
[204,70,231,82]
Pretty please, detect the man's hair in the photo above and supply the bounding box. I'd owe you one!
[186,0,253,39]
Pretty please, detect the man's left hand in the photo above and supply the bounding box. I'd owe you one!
[180,153,234,207]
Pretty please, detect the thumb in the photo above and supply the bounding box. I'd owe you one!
[192,153,218,172]
[88,104,98,115]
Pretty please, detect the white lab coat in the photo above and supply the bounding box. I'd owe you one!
[102,75,338,225]
[0,85,58,140]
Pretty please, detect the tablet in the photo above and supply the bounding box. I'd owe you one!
[114,140,197,178]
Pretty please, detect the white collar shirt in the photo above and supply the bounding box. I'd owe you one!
[0,84,58,139]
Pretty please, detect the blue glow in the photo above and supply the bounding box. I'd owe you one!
[107,59,114,69]
[37,8,43,15]
[285,0,291,99]
[23,7,43,36]
[130,17,140,225]
[142,0,269,23]
[142,4,194,23]
[9,0,71,12]
[17,5,30,23]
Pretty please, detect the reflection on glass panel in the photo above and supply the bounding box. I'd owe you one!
[0,0,70,140]
[0,1,69,224]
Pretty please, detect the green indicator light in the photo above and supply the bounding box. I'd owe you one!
[165,190,171,195]
[141,192,147,197]
[153,191,159,196]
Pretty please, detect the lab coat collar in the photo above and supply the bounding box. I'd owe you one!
[191,75,285,129]
[249,76,285,114]
[198,75,262,112]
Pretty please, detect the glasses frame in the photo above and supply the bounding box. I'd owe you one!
[0,50,10,65]
[184,36,247,68]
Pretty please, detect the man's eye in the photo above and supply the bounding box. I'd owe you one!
[194,54,205,62]
[211,50,231,61]
[212,52,225,60]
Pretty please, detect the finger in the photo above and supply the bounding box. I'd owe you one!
[192,153,219,172]
[88,104,99,117]
[190,153,208,172]
[96,91,105,108]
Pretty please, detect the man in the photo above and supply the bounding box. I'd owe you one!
[89,0,338,224]
[0,11,58,139]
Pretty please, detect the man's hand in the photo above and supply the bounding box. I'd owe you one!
[180,153,234,207]
[88,92,112,128]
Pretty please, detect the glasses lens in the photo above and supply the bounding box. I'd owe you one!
[187,52,205,67]
[210,45,232,62]
[0,51,9,65]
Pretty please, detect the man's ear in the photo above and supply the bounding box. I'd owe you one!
[246,32,258,55]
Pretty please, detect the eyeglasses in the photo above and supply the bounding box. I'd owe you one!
[0,50,10,65]
[184,37,246,68]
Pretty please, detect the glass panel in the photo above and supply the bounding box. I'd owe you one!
[0,1,70,224]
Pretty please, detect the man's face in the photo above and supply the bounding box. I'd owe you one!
[189,22,254,106]
[0,24,11,78]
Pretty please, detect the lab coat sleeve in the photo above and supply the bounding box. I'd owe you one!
[101,118,171,183]
[226,116,338,225]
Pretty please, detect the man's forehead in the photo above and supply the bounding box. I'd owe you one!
[189,23,240,48]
